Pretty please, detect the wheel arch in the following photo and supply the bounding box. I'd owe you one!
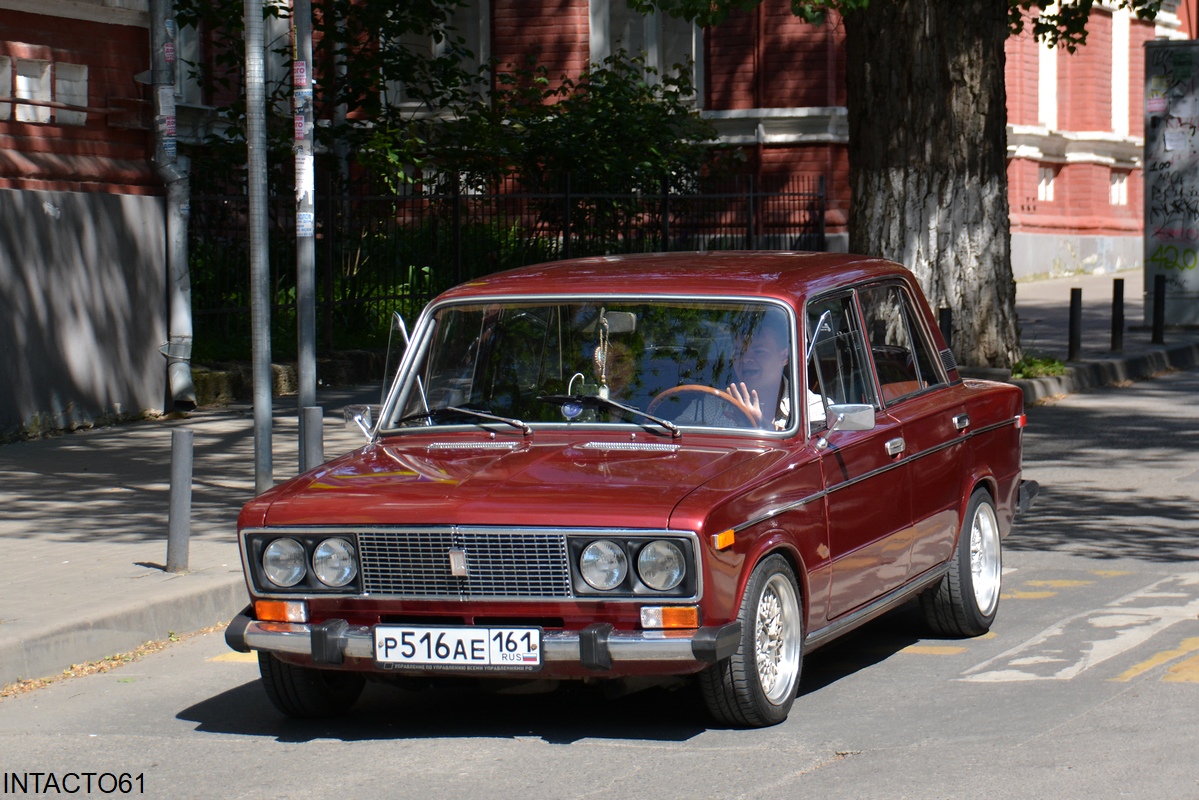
[734,529,809,632]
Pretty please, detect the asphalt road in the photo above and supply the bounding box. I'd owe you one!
[2,372,1198,799]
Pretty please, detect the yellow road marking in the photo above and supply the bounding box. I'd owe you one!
[1090,570,1133,578]
[902,645,967,656]
[1164,654,1199,683]
[1025,579,1095,588]
[208,652,258,663]
[1113,637,1199,682]
[1001,590,1057,600]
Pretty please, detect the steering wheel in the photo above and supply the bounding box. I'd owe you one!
[646,384,757,428]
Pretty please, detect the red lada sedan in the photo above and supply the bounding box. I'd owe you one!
[226,252,1036,728]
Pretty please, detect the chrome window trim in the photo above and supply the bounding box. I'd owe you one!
[382,293,803,439]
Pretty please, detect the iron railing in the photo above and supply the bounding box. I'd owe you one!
[188,174,826,359]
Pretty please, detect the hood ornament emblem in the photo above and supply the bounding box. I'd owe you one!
[448,548,469,577]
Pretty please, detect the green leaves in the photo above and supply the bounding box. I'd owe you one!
[394,50,717,195]
[1010,0,1163,52]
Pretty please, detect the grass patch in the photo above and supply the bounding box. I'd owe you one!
[1011,355,1068,379]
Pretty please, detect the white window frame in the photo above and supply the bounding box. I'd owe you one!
[1037,166,1056,202]
[589,0,700,93]
[15,58,51,123]
[55,62,88,126]
[175,23,204,105]
[1112,8,1130,136]
[0,57,11,121]
[1110,171,1128,206]
[1038,36,1058,130]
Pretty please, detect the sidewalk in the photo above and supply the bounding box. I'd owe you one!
[1008,267,1199,402]
[2,269,1198,688]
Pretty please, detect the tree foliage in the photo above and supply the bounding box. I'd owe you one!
[364,51,716,193]
[172,0,714,193]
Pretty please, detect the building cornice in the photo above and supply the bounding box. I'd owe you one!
[1007,125,1144,168]
[0,0,148,28]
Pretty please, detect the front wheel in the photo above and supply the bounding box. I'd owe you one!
[699,554,803,727]
[920,487,1002,637]
[258,652,365,718]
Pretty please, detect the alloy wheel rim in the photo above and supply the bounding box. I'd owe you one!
[969,501,1001,617]
[755,574,802,705]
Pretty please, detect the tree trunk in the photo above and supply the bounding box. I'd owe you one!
[843,0,1020,368]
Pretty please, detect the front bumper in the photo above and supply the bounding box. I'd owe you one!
[225,609,741,672]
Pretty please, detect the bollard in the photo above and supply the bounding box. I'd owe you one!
[167,428,194,573]
[301,406,324,473]
[1068,288,1082,362]
[1152,274,1166,345]
[938,307,953,350]
[1111,278,1124,353]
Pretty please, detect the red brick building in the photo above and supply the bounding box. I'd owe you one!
[0,1,167,436]
[479,0,1198,275]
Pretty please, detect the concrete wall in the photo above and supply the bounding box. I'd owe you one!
[0,188,165,437]
[1011,230,1142,281]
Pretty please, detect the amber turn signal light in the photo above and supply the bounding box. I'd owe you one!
[712,529,735,550]
[254,600,309,623]
[641,605,700,629]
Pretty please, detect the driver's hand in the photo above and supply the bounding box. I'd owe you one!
[727,382,764,427]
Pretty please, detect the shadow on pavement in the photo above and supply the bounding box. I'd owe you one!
[178,676,714,744]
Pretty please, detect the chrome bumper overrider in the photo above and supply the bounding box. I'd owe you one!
[225,610,740,670]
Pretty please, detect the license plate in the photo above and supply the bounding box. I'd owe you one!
[373,625,542,671]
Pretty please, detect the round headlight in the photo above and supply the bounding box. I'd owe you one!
[637,540,686,591]
[312,538,358,587]
[580,540,628,591]
[262,538,306,587]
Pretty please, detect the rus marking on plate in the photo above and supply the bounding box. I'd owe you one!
[961,573,1199,683]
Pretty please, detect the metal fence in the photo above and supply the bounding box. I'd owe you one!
[189,174,825,360]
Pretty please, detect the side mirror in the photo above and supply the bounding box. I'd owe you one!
[826,403,875,432]
[344,404,375,440]
[816,403,875,449]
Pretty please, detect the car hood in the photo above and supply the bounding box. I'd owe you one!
[247,434,777,530]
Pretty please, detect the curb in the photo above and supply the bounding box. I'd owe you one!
[0,576,245,688]
[1010,342,1199,404]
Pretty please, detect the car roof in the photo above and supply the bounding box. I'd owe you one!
[434,251,914,307]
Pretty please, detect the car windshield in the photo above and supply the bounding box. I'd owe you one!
[382,299,796,434]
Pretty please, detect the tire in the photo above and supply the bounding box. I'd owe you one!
[920,487,1002,637]
[699,554,803,727]
[257,652,365,719]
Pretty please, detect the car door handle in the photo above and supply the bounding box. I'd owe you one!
[885,437,906,456]
[953,413,970,431]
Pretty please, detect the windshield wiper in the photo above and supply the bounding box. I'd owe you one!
[395,406,532,436]
[537,395,680,438]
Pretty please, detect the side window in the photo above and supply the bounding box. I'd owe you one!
[857,283,946,404]
[806,293,875,431]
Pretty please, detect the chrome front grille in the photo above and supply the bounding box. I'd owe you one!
[356,528,573,599]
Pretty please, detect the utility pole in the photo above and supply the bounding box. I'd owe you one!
[245,0,273,494]
[293,0,319,472]
[149,0,196,410]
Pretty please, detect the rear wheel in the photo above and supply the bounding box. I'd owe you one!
[258,652,365,718]
[699,554,803,727]
[920,487,1002,637]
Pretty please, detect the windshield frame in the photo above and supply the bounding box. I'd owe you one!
[376,292,802,439]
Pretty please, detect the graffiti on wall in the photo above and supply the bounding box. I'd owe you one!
[1145,41,1199,323]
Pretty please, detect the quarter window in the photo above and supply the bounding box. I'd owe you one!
[806,293,875,430]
